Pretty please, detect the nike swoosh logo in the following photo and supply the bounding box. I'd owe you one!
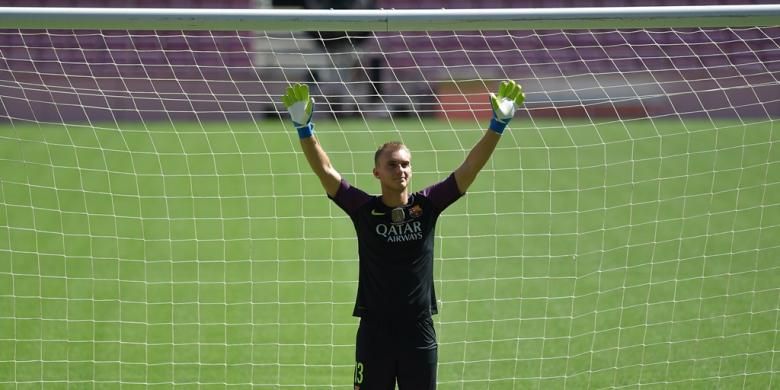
[371,210,385,216]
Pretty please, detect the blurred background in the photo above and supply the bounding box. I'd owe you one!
[0,1,778,388]
[0,0,778,125]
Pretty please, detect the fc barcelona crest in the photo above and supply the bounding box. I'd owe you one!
[391,207,405,223]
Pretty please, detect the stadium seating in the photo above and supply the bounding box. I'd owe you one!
[0,0,777,123]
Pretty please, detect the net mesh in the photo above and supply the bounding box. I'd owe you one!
[0,23,779,388]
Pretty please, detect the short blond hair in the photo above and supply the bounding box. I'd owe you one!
[374,141,409,166]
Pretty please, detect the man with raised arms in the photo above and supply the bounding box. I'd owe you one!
[282,80,524,389]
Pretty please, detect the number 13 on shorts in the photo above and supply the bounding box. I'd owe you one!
[354,361,364,387]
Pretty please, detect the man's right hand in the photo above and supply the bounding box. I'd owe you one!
[282,83,315,138]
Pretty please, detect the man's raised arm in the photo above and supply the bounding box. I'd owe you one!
[454,80,525,194]
[282,83,341,197]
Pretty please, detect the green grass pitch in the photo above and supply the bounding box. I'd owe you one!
[1,117,778,389]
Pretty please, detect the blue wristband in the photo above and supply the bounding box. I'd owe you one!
[296,123,314,139]
[489,118,507,134]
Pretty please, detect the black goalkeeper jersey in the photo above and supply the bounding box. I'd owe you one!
[329,174,463,319]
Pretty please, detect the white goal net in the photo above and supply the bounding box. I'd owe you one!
[0,6,778,389]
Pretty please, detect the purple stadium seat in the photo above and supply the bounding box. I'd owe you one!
[56,48,86,64]
[47,33,75,49]
[132,36,162,51]
[29,47,58,62]
[221,52,251,67]
[20,33,48,49]
[539,33,570,50]
[530,0,564,7]
[136,50,166,65]
[109,49,139,65]
[83,49,112,64]
[0,31,23,47]
[80,0,108,6]
[79,35,110,51]
[164,51,195,66]
[161,36,190,51]
[194,52,222,66]
[169,0,197,7]
[376,0,418,8]
[43,0,75,5]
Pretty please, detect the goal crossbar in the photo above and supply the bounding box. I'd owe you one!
[0,5,779,31]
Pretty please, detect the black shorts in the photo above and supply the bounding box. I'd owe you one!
[353,316,437,390]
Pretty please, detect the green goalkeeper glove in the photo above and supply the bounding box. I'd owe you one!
[282,83,315,139]
[488,80,525,134]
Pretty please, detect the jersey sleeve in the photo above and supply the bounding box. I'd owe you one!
[328,178,372,217]
[419,173,464,213]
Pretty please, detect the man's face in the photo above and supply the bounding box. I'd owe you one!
[373,146,412,192]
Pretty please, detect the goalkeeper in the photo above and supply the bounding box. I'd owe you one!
[282,81,524,389]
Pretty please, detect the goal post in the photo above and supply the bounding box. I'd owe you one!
[0,5,778,389]
[1,5,780,30]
